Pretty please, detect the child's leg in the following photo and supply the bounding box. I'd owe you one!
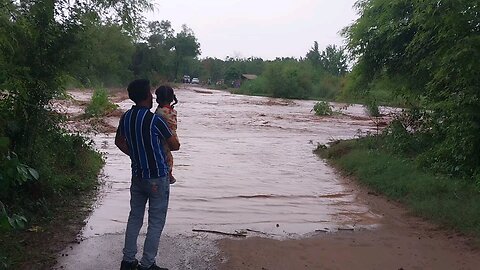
[167,151,175,184]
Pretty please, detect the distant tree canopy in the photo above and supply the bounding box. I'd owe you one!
[307,42,348,76]
[236,43,348,100]
[129,21,201,84]
[343,0,480,178]
[68,18,135,86]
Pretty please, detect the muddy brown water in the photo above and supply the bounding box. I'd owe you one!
[56,87,389,269]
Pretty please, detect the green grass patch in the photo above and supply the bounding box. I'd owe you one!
[316,138,480,237]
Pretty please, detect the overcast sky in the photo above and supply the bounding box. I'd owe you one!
[146,0,359,60]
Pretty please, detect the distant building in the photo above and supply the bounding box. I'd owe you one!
[240,74,258,87]
[241,74,258,80]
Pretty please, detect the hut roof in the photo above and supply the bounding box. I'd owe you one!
[241,74,258,80]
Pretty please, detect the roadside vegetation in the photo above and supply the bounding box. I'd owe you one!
[342,0,479,180]
[0,0,150,268]
[316,137,480,237]
[314,0,480,239]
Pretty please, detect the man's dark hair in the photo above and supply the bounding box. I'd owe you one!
[127,79,150,103]
[155,85,178,107]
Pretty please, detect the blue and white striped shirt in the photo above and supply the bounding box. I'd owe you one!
[118,105,173,179]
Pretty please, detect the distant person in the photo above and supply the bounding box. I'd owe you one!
[115,79,180,270]
[154,85,179,184]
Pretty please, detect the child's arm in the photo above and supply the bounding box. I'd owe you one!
[169,109,177,132]
[162,107,177,132]
[155,106,177,135]
[166,136,180,151]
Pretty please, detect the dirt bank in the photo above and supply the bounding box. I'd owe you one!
[219,177,480,270]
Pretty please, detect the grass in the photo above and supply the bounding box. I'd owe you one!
[315,138,480,237]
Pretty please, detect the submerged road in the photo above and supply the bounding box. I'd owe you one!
[55,87,389,269]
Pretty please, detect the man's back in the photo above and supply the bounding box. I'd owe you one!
[119,105,172,179]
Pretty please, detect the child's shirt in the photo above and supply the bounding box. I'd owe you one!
[155,105,177,135]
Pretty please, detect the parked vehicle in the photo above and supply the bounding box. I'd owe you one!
[191,77,200,84]
[182,75,191,83]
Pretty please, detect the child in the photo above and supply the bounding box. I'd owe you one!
[155,85,179,184]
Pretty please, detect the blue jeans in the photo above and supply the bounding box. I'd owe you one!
[123,176,170,267]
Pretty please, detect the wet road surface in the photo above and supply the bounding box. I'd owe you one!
[56,87,386,269]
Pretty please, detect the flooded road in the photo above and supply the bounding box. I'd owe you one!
[56,87,386,269]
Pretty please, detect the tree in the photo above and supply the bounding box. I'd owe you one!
[147,20,174,48]
[224,65,241,83]
[130,20,176,82]
[343,0,480,177]
[306,41,321,68]
[0,0,153,206]
[201,57,225,82]
[171,24,201,80]
[320,45,348,76]
[68,18,135,86]
[306,42,348,76]
[129,22,201,83]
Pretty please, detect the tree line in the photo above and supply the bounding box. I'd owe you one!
[62,17,349,100]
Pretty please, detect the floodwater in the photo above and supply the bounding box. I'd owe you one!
[56,87,390,269]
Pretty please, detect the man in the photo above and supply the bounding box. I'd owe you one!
[115,79,180,270]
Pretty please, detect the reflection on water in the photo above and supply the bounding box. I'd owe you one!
[82,88,383,239]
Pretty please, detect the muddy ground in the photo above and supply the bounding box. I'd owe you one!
[219,177,480,270]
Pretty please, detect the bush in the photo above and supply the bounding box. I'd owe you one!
[264,61,313,99]
[85,87,118,117]
[0,110,104,268]
[311,74,344,100]
[236,61,347,101]
[317,138,480,237]
[342,0,480,179]
[313,101,333,116]
[0,201,27,232]
[237,77,268,96]
[365,97,380,117]
[1,130,104,215]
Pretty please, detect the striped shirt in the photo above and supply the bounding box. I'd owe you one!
[118,105,173,179]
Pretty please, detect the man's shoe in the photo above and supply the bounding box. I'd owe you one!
[138,263,168,270]
[120,259,138,270]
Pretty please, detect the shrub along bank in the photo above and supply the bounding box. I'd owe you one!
[315,137,480,238]
[0,131,104,268]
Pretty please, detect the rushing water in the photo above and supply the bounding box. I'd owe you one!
[80,87,385,241]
